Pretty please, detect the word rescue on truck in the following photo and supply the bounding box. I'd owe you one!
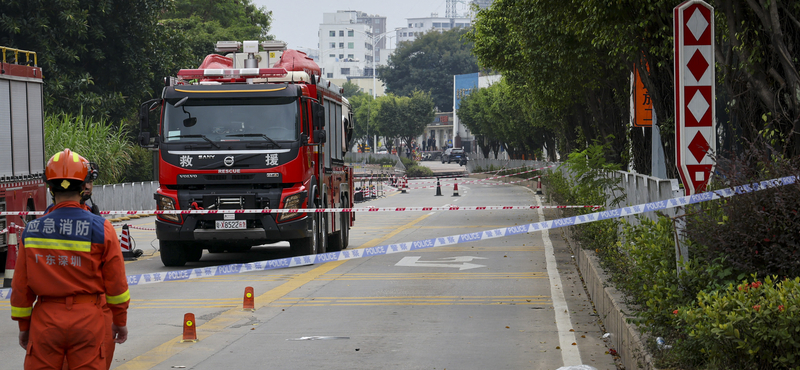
[138,40,355,267]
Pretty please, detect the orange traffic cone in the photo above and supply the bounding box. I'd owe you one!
[3,223,18,288]
[452,182,460,197]
[182,313,198,342]
[243,287,255,311]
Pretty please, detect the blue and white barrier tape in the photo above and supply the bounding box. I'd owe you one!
[1,175,795,300]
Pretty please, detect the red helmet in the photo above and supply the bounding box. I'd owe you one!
[45,148,90,192]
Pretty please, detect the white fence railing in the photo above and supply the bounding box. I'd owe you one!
[608,171,683,223]
[91,181,159,213]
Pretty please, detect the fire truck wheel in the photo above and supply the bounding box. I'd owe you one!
[328,210,349,252]
[290,214,318,256]
[160,241,187,267]
[185,245,203,262]
[227,245,252,253]
[317,213,327,254]
[341,211,350,249]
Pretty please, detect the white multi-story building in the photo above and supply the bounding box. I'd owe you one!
[318,11,390,81]
[395,0,493,44]
[395,15,472,45]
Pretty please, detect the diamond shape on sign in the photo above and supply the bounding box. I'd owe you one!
[688,90,710,123]
[695,171,704,182]
[687,8,709,41]
[689,132,710,163]
[687,50,709,82]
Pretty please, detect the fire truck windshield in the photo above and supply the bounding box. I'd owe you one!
[163,97,298,143]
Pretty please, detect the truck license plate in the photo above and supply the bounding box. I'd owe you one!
[215,220,246,230]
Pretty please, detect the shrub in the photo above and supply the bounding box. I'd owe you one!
[681,276,800,369]
[45,110,134,184]
[400,156,416,168]
[685,142,800,278]
[405,165,433,177]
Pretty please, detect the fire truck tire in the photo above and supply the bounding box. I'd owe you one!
[290,215,318,256]
[185,245,203,262]
[208,245,225,253]
[341,211,350,249]
[160,241,187,267]
[328,210,349,252]
[227,245,252,253]
[317,213,328,254]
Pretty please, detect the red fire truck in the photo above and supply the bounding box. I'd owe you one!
[1,46,48,286]
[138,40,354,267]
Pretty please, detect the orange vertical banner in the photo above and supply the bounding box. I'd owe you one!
[633,66,653,127]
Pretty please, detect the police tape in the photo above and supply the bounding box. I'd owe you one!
[0,204,600,217]
[0,175,794,299]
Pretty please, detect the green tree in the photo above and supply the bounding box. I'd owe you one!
[375,94,403,153]
[467,0,629,164]
[375,91,435,153]
[378,28,478,112]
[400,90,436,150]
[159,0,273,68]
[458,79,557,160]
[0,0,191,122]
[349,93,377,151]
[342,81,363,98]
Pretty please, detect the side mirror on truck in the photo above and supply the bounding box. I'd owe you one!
[311,103,325,129]
[314,129,327,144]
[138,98,161,148]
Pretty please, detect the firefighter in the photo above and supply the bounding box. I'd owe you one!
[10,148,130,370]
[44,160,115,370]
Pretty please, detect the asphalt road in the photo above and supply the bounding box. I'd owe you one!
[1,173,618,370]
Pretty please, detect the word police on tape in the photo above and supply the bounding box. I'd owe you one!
[0,175,794,299]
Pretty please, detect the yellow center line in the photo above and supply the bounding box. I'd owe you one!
[116,213,432,370]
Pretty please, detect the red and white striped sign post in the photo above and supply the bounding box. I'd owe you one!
[674,0,715,195]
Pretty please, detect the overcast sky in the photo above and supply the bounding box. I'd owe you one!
[252,0,465,50]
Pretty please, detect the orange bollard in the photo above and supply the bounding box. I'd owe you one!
[181,313,198,342]
[536,176,543,195]
[243,287,255,311]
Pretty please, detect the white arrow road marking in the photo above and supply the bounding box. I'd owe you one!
[395,256,487,270]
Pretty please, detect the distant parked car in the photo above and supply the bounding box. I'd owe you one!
[442,148,467,165]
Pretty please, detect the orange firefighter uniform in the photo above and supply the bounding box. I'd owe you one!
[43,201,116,370]
[10,201,130,369]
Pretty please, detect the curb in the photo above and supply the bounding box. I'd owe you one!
[565,227,659,370]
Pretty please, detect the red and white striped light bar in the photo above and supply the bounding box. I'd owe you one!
[177,68,287,80]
